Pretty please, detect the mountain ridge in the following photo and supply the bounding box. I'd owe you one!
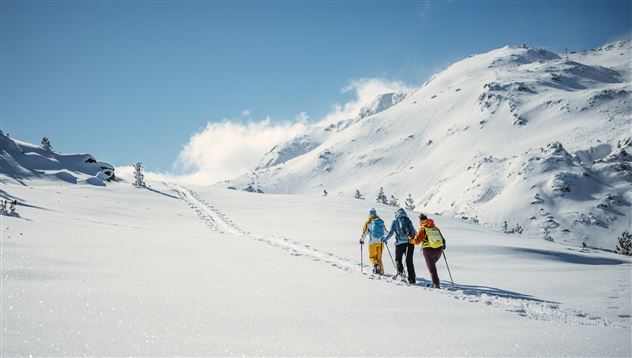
[226,40,632,250]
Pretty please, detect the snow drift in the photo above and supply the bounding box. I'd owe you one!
[0,131,115,186]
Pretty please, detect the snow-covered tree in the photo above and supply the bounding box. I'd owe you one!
[614,231,632,256]
[404,194,415,210]
[323,189,328,197]
[354,189,365,200]
[504,221,524,234]
[41,137,52,151]
[542,228,553,242]
[133,162,145,187]
[513,223,524,234]
[376,187,388,204]
[388,195,399,207]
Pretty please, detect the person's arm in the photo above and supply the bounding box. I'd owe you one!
[361,218,371,238]
[383,220,396,242]
[414,227,426,242]
[361,218,373,243]
[409,220,417,238]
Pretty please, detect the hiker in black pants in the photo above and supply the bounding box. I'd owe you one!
[383,208,417,284]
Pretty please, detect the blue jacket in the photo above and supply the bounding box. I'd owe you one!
[383,210,417,245]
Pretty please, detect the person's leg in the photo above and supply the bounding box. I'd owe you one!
[433,249,443,265]
[377,243,384,274]
[395,244,405,275]
[369,243,382,273]
[423,248,441,288]
[433,248,444,287]
[368,243,379,267]
[405,243,416,284]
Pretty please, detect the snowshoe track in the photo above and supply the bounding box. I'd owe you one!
[169,183,630,328]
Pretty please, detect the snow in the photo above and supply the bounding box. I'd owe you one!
[2,40,632,356]
[0,131,115,185]
[225,40,632,250]
[1,176,630,356]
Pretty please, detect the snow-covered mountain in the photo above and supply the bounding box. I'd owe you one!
[0,131,115,186]
[226,40,632,250]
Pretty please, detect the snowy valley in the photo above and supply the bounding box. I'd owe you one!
[1,131,631,356]
[226,40,632,251]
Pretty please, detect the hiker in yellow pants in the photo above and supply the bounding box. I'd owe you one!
[360,208,387,275]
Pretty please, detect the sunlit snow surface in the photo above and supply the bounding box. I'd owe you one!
[1,178,630,356]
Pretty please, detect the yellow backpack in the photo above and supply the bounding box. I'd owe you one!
[426,227,445,248]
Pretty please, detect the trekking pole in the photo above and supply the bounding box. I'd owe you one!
[360,242,364,274]
[384,242,397,271]
[442,251,455,287]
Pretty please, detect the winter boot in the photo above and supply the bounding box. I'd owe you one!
[373,264,380,274]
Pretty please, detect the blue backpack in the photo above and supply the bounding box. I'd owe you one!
[370,218,385,238]
[397,216,412,237]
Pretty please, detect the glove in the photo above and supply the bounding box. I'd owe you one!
[359,239,364,245]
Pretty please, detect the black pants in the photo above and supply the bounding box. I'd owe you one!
[395,243,416,284]
[423,247,444,288]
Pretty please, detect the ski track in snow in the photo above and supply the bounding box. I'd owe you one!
[168,183,630,329]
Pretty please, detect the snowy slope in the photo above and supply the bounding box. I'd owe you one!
[0,131,115,186]
[226,40,632,250]
[1,177,630,356]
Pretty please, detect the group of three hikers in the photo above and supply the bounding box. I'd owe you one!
[360,208,446,287]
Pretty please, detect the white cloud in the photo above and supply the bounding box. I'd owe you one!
[320,77,414,125]
[173,117,308,184]
[295,111,310,122]
[168,77,415,186]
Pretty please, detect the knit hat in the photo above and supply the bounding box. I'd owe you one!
[369,208,377,216]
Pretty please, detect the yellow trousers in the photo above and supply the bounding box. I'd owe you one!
[368,242,384,274]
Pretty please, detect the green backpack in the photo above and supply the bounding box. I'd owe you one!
[426,227,445,248]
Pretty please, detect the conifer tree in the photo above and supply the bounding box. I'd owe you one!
[133,162,145,187]
[404,194,415,210]
[41,137,52,151]
[388,195,399,207]
[614,231,632,256]
[354,189,365,200]
[376,187,388,204]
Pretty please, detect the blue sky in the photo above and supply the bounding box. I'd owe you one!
[2,0,631,175]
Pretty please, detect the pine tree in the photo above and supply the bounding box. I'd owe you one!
[323,189,328,197]
[404,194,415,210]
[376,187,388,204]
[614,231,632,256]
[41,137,52,151]
[133,162,145,187]
[513,223,523,234]
[388,195,399,207]
[354,189,365,200]
[543,228,553,242]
